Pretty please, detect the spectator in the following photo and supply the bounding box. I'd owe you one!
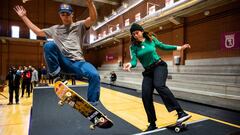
[110,71,117,85]
[31,67,38,88]
[41,65,47,84]
[21,66,31,98]
[6,66,21,105]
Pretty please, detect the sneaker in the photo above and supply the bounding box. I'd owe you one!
[145,123,157,132]
[177,111,192,123]
[53,76,61,83]
[7,102,13,105]
[53,74,67,84]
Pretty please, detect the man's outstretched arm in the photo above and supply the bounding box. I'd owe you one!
[14,5,46,37]
[84,0,97,28]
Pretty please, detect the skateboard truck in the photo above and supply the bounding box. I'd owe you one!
[90,117,105,130]
[172,123,187,133]
[58,91,72,106]
[167,117,191,133]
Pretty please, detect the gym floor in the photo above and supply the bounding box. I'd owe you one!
[0,81,239,135]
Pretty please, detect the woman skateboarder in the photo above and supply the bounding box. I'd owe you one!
[123,23,192,131]
[14,0,100,105]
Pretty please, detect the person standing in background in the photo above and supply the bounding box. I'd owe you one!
[6,66,21,105]
[31,67,38,88]
[21,66,31,98]
[41,65,47,84]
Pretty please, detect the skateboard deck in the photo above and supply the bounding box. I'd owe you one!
[54,81,113,129]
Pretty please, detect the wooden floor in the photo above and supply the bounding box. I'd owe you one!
[0,81,239,135]
[0,81,85,135]
[0,87,32,135]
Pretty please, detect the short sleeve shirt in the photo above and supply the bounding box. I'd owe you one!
[42,21,89,60]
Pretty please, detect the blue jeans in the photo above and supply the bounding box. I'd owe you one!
[43,41,100,102]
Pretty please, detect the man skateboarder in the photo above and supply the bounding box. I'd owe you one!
[14,0,100,105]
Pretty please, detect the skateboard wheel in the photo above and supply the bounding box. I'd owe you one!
[99,117,105,123]
[63,81,68,85]
[58,100,64,106]
[90,124,95,130]
[66,92,72,97]
[175,127,180,133]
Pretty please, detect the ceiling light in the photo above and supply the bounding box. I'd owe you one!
[104,17,108,21]
[112,10,117,15]
[204,10,210,16]
[122,2,128,8]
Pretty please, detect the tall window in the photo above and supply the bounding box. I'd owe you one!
[109,27,113,33]
[116,24,120,31]
[90,34,95,43]
[149,5,156,15]
[103,31,106,37]
[11,26,20,38]
[135,13,141,22]
[165,0,174,7]
[125,19,130,26]
[30,29,37,39]
[98,33,102,39]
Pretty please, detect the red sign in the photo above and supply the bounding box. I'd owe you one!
[221,31,240,50]
[106,54,114,61]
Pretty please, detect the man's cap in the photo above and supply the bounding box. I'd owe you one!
[59,3,73,14]
[130,23,144,34]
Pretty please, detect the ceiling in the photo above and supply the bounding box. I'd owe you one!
[53,0,122,9]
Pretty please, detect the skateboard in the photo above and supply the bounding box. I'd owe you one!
[167,122,187,133]
[166,115,192,133]
[54,81,113,130]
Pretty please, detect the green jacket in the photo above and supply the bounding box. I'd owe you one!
[130,36,177,68]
